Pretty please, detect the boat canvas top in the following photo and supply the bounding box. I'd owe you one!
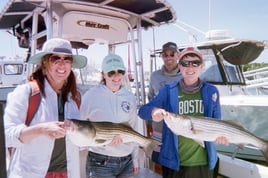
[153,38,265,65]
[197,39,265,65]
[0,0,176,48]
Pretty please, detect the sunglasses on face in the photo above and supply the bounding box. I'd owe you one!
[49,55,73,65]
[107,70,125,77]
[179,60,202,67]
[163,53,175,58]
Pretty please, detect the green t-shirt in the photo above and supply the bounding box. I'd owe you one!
[47,93,67,172]
[178,86,208,166]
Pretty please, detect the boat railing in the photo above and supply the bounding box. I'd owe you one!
[243,67,268,77]
[243,67,268,89]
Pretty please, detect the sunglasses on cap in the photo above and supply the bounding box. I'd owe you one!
[179,60,202,67]
[107,70,125,77]
[49,55,73,65]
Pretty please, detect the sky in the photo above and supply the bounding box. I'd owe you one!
[0,0,268,71]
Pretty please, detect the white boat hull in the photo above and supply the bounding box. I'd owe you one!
[218,154,268,178]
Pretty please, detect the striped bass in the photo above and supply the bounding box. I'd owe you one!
[65,119,160,157]
[164,112,268,162]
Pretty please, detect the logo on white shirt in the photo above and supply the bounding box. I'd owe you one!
[121,101,131,113]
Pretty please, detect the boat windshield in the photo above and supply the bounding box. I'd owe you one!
[3,64,24,75]
[222,61,243,83]
[200,48,244,84]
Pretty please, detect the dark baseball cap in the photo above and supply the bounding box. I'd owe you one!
[162,42,178,52]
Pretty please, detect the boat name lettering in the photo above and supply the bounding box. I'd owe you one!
[77,20,109,30]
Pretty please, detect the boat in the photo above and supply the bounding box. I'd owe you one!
[0,0,268,177]
[0,59,27,101]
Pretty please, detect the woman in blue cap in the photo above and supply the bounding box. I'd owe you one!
[80,53,140,178]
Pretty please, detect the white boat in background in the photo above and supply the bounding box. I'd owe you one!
[0,0,268,177]
[0,59,27,101]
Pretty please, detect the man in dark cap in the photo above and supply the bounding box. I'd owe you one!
[148,42,181,100]
[147,42,182,173]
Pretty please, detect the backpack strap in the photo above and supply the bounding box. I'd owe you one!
[8,81,41,157]
[25,81,41,126]
[25,81,80,126]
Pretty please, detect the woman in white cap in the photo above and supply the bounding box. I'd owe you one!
[80,54,139,178]
[4,38,87,178]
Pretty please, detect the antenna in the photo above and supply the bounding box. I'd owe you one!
[173,20,206,43]
[208,0,211,30]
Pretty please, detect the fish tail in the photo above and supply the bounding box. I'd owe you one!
[261,141,268,162]
[143,139,161,158]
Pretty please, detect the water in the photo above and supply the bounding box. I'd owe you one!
[217,104,268,164]
[221,105,268,140]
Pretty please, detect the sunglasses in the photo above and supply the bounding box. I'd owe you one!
[163,53,175,58]
[49,55,73,65]
[107,70,125,77]
[179,60,202,67]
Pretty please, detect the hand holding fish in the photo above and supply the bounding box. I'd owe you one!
[152,108,168,122]
[108,135,123,146]
[133,167,139,174]
[42,121,66,139]
[215,136,229,145]
[19,121,66,143]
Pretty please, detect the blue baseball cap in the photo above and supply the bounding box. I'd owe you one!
[102,54,126,73]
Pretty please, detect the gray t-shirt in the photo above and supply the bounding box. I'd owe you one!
[147,67,182,142]
[148,68,182,100]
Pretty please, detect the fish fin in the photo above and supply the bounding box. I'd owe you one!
[192,129,204,134]
[237,144,246,149]
[95,139,107,144]
[224,120,246,130]
[120,122,131,127]
[261,149,268,163]
[194,140,205,147]
[191,129,205,147]
[143,139,161,158]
